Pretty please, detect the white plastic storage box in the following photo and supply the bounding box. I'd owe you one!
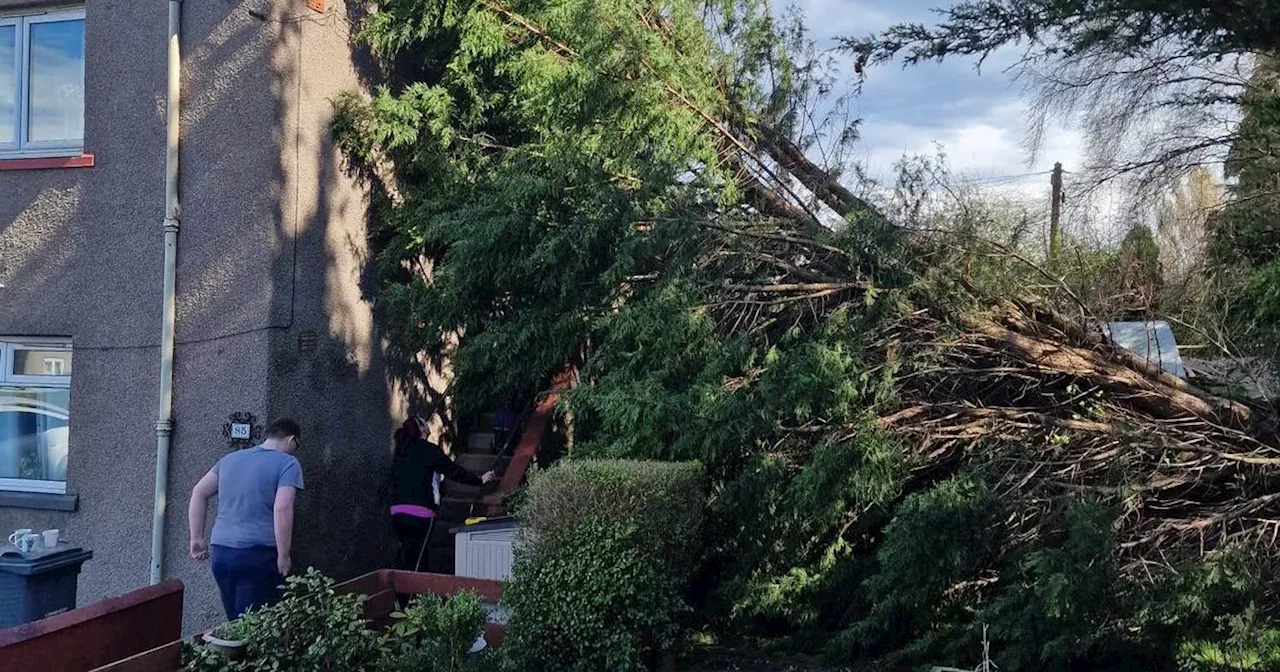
[450,518,517,581]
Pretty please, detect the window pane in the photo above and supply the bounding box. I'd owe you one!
[26,19,84,144]
[0,26,14,144]
[0,388,69,482]
[13,349,72,377]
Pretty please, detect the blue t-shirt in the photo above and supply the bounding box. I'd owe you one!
[210,446,304,549]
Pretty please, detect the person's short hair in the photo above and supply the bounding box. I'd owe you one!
[266,417,301,441]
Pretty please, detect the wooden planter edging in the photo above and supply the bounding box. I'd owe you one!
[0,579,183,672]
[337,569,507,646]
[87,640,183,672]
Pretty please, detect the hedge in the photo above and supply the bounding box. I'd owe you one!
[516,459,705,580]
[502,459,706,670]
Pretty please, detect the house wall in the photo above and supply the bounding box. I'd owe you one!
[0,0,396,631]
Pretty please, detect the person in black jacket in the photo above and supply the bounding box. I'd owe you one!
[390,416,494,572]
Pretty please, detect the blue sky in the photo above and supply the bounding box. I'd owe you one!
[794,0,1085,186]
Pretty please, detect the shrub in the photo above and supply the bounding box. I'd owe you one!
[502,519,685,671]
[827,488,1280,672]
[517,459,705,579]
[184,569,383,672]
[502,459,706,670]
[182,569,487,672]
[1178,606,1280,671]
[1140,552,1280,672]
[979,499,1126,670]
[383,591,488,672]
[837,474,1001,665]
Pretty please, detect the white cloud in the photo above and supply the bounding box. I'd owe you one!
[792,0,952,39]
[764,2,1096,198]
[792,0,901,37]
[857,99,1086,185]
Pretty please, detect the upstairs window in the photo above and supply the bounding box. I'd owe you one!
[0,8,85,158]
[0,339,71,494]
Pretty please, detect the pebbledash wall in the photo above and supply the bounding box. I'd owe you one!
[0,0,401,630]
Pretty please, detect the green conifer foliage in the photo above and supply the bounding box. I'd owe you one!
[338,2,1280,669]
[336,0,912,647]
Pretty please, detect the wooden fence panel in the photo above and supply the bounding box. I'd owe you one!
[0,580,183,672]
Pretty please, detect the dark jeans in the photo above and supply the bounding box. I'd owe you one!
[210,544,283,620]
[392,514,436,572]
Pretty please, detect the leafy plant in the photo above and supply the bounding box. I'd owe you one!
[501,460,705,670]
[182,570,489,672]
[979,500,1126,671]
[382,591,488,672]
[1179,606,1280,672]
[183,569,384,672]
[516,459,705,580]
[1128,553,1280,672]
[832,474,1001,666]
[502,519,686,671]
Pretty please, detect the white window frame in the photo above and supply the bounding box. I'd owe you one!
[0,7,85,159]
[0,337,71,494]
[0,16,17,154]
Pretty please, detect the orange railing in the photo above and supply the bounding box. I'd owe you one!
[482,370,573,517]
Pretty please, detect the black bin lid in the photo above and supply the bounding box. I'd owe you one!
[0,543,92,576]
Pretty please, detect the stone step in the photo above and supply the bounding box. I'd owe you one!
[437,496,483,522]
[475,410,522,432]
[444,475,506,500]
[474,412,496,431]
[466,432,496,452]
[454,453,510,472]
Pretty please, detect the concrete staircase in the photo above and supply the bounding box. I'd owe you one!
[421,412,517,574]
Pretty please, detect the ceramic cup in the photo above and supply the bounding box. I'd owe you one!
[42,529,59,548]
[9,531,37,553]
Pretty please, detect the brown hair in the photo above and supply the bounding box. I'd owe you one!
[393,417,423,455]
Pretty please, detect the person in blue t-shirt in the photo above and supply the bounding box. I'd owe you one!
[187,418,304,620]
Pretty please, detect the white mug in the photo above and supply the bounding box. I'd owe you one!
[42,529,59,548]
[9,531,37,553]
[8,529,32,546]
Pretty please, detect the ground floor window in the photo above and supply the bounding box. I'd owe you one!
[0,338,71,494]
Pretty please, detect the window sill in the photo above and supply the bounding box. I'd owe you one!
[0,154,95,171]
[0,491,78,512]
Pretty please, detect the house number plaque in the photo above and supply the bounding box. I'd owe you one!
[223,412,263,449]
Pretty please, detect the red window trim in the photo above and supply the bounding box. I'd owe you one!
[0,154,95,171]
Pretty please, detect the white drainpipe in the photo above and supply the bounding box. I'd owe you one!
[150,0,182,585]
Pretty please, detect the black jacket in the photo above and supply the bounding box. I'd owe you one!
[391,438,482,511]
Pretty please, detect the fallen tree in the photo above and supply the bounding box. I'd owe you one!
[336,0,1280,668]
[888,299,1279,562]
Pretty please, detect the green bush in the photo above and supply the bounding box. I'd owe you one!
[830,483,1142,671]
[182,569,487,672]
[383,592,488,672]
[1178,606,1280,671]
[825,484,1280,672]
[1140,552,1280,672]
[502,519,685,671]
[979,499,1126,670]
[184,569,383,672]
[502,459,706,670]
[516,459,705,580]
[832,474,1001,666]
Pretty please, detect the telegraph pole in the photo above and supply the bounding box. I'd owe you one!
[1049,162,1063,264]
